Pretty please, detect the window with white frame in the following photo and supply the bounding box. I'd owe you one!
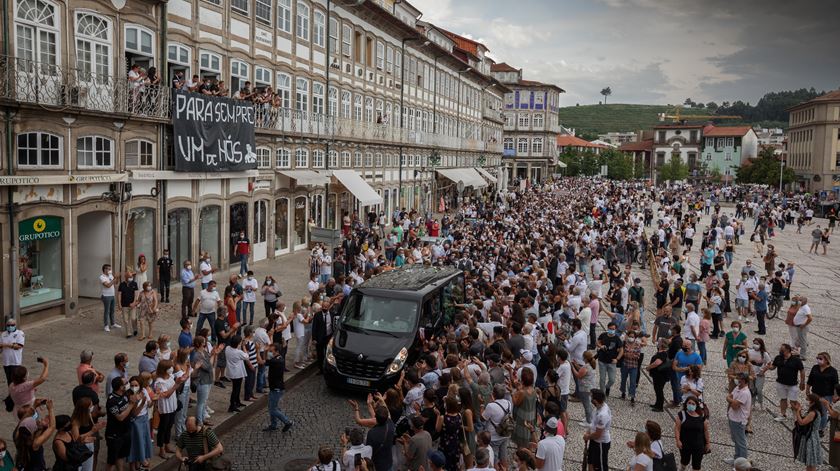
[328,87,338,117]
[313,11,325,47]
[375,153,383,167]
[312,150,324,168]
[77,136,113,168]
[15,0,60,71]
[386,45,394,74]
[393,105,400,127]
[341,151,351,168]
[276,148,291,168]
[705,138,714,148]
[517,114,530,128]
[199,50,221,78]
[203,0,221,5]
[257,147,272,168]
[295,77,309,112]
[706,153,712,161]
[255,66,272,89]
[295,148,309,168]
[716,138,725,149]
[328,150,338,168]
[517,138,529,154]
[329,18,338,53]
[364,152,373,167]
[277,0,292,33]
[532,113,544,128]
[725,152,732,161]
[407,154,414,167]
[17,131,61,167]
[341,91,351,118]
[230,60,249,92]
[532,137,543,154]
[376,41,384,70]
[505,113,514,127]
[296,2,309,41]
[395,51,402,79]
[726,137,734,147]
[312,82,325,115]
[276,73,291,108]
[75,13,111,80]
[354,95,362,121]
[375,100,384,123]
[256,0,272,25]
[503,137,514,151]
[125,139,154,167]
[168,43,191,70]
[341,24,352,57]
[231,0,249,15]
[353,152,362,167]
[125,24,154,58]
[365,97,373,123]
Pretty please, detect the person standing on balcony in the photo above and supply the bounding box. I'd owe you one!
[236,81,255,101]
[187,75,200,93]
[234,232,250,277]
[171,71,186,90]
[216,80,229,97]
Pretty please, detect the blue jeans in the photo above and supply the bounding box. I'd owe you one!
[728,419,748,459]
[101,296,115,327]
[196,312,216,341]
[268,389,292,428]
[243,302,255,325]
[670,370,682,404]
[174,382,191,437]
[239,253,248,275]
[196,383,212,424]
[598,361,617,394]
[320,273,330,284]
[724,251,733,267]
[821,395,833,431]
[256,364,267,392]
[620,366,638,398]
[698,341,707,364]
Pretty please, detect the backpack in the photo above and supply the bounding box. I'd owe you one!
[490,400,515,437]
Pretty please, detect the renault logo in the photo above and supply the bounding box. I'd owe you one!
[357,354,364,361]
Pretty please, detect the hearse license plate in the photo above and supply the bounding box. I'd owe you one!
[347,378,370,387]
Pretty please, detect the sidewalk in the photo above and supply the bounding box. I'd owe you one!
[1,250,314,468]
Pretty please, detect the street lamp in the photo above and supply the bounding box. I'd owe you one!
[779,157,786,194]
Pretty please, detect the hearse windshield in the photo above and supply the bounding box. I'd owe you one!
[339,293,419,336]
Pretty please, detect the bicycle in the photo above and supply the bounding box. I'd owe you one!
[767,293,783,319]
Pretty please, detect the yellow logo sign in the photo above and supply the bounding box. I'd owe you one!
[32,218,46,233]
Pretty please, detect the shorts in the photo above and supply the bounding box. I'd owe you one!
[490,437,510,464]
[679,446,705,469]
[736,298,748,309]
[558,394,569,413]
[216,348,227,369]
[587,441,610,471]
[106,434,131,464]
[775,383,799,402]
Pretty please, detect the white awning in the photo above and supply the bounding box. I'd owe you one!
[436,168,488,189]
[331,170,382,206]
[557,161,568,168]
[474,167,498,184]
[277,170,330,186]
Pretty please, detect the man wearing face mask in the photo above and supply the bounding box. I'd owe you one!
[264,342,293,432]
[156,249,173,304]
[234,231,251,277]
[117,271,139,339]
[761,343,805,422]
[312,301,333,374]
[100,264,122,333]
[241,271,258,326]
[106,377,139,471]
[596,322,623,397]
[1,318,25,386]
[180,260,200,320]
[672,340,703,404]
[105,353,129,397]
[199,254,216,290]
[193,281,222,341]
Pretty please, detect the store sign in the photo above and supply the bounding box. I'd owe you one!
[172,89,257,172]
[0,174,127,186]
[19,216,62,242]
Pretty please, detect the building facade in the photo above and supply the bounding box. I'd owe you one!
[598,131,638,146]
[556,135,608,155]
[786,90,840,194]
[0,0,509,321]
[490,62,564,185]
[651,124,703,182]
[700,125,758,182]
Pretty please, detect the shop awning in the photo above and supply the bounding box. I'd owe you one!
[436,168,488,189]
[331,170,382,206]
[276,170,330,186]
[475,167,498,184]
[557,161,568,168]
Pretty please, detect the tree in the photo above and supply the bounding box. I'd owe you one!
[599,149,634,180]
[658,157,689,183]
[683,98,695,107]
[706,101,719,111]
[600,87,612,104]
[735,146,796,186]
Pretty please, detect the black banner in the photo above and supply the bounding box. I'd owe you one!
[172,89,257,172]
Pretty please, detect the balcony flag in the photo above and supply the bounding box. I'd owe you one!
[171,89,257,172]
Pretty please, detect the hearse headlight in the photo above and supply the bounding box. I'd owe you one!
[386,347,408,375]
[326,338,336,366]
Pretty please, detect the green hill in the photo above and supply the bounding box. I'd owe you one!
[557,104,718,138]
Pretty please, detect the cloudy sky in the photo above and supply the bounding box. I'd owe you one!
[410,0,840,107]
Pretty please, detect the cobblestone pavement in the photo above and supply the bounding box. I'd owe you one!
[224,206,840,471]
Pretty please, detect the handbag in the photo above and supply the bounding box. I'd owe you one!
[202,427,232,471]
[652,441,677,471]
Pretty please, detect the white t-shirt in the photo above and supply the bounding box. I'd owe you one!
[556,362,571,395]
[0,331,25,366]
[628,453,653,471]
[242,277,259,303]
[683,311,700,340]
[276,312,293,341]
[294,312,308,338]
[535,435,565,471]
[198,289,221,314]
[482,399,512,442]
[320,255,333,276]
[100,273,115,296]
[199,261,213,284]
[341,445,372,470]
[307,280,320,293]
[224,346,249,379]
[153,377,178,414]
[793,304,811,326]
[589,404,612,444]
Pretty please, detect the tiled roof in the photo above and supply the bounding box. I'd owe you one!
[557,135,607,148]
[653,124,705,129]
[491,62,519,72]
[703,125,753,137]
[786,89,840,111]
[619,139,654,152]
[438,28,485,57]
[514,80,565,93]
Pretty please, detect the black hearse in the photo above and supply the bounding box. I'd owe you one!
[324,265,464,391]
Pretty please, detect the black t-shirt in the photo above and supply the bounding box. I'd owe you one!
[365,420,395,471]
[214,318,231,345]
[157,257,173,280]
[650,351,670,378]
[807,365,838,396]
[596,333,622,363]
[770,278,785,295]
[772,354,804,386]
[670,287,684,308]
[267,354,286,390]
[667,335,683,360]
[117,281,138,307]
[72,384,100,408]
[105,393,131,438]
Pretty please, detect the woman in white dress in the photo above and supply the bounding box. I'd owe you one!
[136,253,148,286]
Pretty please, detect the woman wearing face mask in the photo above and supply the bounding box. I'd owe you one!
[156,334,172,361]
[69,397,103,471]
[722,321,748,367]
[674,396,710,471]
[727,351,755,393]
[136,254,148,288]
[747,338,772,411]
[136,282,159,341]
[9,361,48,415]
[619,331,642,405]
[792,393,823,471]
[261,276,279,319]
[14,400,55,471]
[51,415,76,471]
[679,365,705,405]
[153,360,186,459]
[806,352,839,435]
[127,375,152,470]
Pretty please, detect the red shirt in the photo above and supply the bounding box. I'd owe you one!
[430,222,440,237]
[235,238,250,255]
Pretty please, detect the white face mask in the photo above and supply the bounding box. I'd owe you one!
[752,344,760,351]
[737,357,747,364]
[167,368,174,376]
[131,386,140,394]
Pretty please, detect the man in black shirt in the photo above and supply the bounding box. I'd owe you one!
[264,342,293,432]
[596,322,623,396]
[106,376,137,470]
[365,405,395,471]
[72,371,102,415]
[213,309,237,387]
[116,271,138,339]
[156,249,173,303]
[761,343,805,421]
[669,279,684,320]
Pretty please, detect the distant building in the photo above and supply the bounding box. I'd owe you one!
[556,135,609,155]
[491,62,565,184]
[598,131,638,146]
[619,139,654,179]
[589,139,618,149]
[786,89,840,194]
[700,125,759,182]
[652,124,704,181]
[754,127,786,147]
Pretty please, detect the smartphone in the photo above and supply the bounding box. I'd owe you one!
[36,357,44,363]
[354,454,362,467]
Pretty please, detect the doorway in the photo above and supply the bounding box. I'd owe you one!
[78,211,113,298]
[253,200,268,262]
[229,202,248,265]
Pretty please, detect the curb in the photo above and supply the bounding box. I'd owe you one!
[152,362,319,470]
